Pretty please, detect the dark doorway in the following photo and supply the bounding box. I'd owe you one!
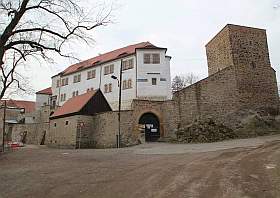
[21,131,27,144]
[40,131,46,145]
[7,126,13,142]
[139,113,160,142]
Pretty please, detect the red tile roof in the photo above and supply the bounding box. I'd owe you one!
[59,42,163,76]
[51,91,97,118]
[36,87,52,95]
[0,99,35,113]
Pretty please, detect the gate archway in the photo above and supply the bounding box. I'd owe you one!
[139,113,160,142]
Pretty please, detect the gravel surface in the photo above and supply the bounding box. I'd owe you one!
[0,135,280,198]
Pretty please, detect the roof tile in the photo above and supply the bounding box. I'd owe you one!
[60,42,160,76]
[0,100,35,113]
[51,91,97,118]
[36,87,52,95]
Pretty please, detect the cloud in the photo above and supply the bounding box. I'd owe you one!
[13,0,280,100]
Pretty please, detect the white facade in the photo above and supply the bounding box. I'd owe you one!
[51,46,172,111]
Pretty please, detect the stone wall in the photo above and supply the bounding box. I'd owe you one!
[0,106,50,151]
[173,65,239,128]
[11,123,49,145]
[206,25,233,75]
[48,112,136,149]
[131,100,179,139]
[227,25,279,113]
[173,24,279,132]
[48,116,78,148]
[90,111,135,148]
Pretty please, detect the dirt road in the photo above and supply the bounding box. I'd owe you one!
[0,135,280,198]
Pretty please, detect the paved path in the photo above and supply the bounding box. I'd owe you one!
[129,134,280,154]
[1,135,280,198]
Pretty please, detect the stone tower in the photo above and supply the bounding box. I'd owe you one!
[206,24,279,113]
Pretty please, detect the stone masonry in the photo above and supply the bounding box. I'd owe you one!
[174,24,279,130]
[7,24,279,149]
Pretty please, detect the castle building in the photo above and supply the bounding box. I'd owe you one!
[18,24,279,149]
[44,42,172,111]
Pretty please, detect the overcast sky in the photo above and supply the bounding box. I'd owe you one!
[18,0,280,100]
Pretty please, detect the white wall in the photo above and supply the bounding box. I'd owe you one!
[136,49,172,100]
[101,56,136,110]
[51,49,172,111]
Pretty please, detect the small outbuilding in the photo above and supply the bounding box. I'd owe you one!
[48,89,112,148]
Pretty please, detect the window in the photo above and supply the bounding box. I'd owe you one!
[122,59,134,70]
[87,87,94,92]
[104,84,112,93]
[152,78,157,85]
[72,91,79,97]
[128,79,132,89]
[104,64,114,75]
[109,83,112,92]
[123,79,132,90]
[110,65,114,73]
[61,78,68,86]
[87,70,96,79]
[144,54,151,64]
[152,54,160,64]
[104,66,109,75]
[122,80,127,90]
[160,78,167,81]
[65,121,69,125]
[60,93,66,102]
[54,123,57,127]
[56,80,60,87]
[104,84,108,93]
[144,53,160,64]
[73,74,81,83]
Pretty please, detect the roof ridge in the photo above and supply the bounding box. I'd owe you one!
[55,41,159,77]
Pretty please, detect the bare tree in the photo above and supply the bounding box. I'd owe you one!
[172,73,199,92]
[0,0,112,99]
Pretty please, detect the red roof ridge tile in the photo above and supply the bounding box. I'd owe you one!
[0,99,35,113]
[54,41,162,77]
[51,90,97,118]
[36,87,52,95]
